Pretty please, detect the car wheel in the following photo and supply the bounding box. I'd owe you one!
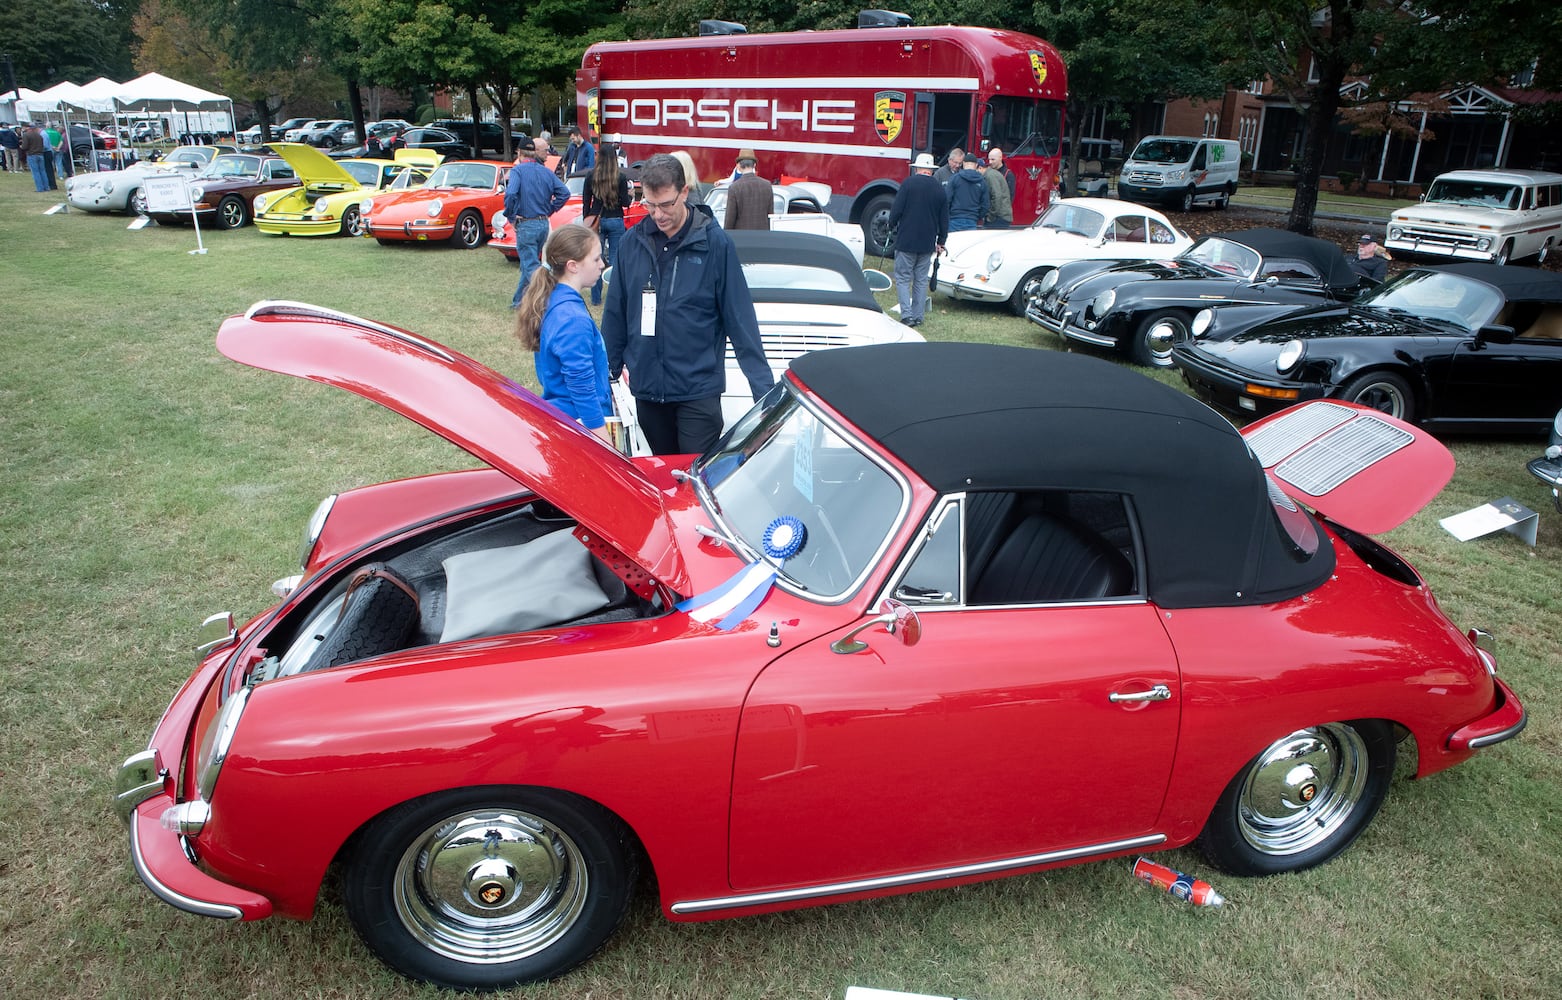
[1197,720,1394,876]
[343,786,636,991]
[1009,268,1053,316]
[1179,187,1197,212]
[128,188,148,216]
[1216,182,1235,209]
[1495,240,1513,266]
[1338,371,1415,423]
[341,205,364,238]
[217,195,249,230]
[453,210,485,249]
[862,193,896,258]
[1131,309,1189,368]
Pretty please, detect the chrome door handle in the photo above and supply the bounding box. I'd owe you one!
[1109,684,1171,704]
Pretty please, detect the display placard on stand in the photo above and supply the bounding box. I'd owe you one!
[142,173,208,254]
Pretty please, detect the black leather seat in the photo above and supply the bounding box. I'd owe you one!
[970,513,1132,604]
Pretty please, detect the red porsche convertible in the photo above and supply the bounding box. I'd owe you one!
[115,310,1524,990]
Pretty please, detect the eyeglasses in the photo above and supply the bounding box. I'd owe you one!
[643,194,683,213]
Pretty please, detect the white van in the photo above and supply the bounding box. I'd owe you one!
[1386,169,1562,265]
[1117,136,1240,211]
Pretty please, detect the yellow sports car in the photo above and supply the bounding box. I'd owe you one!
[254,144,440,237]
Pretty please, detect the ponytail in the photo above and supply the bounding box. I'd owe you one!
[512,223,601,352]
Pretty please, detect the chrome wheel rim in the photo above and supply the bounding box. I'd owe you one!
[344,207,364,237]
[457,215,481,246]
[1142,317,1186,367]
[1350,380,1406,418]
[394,809,588,963]
[219,199,245,228]
[130,189,147,215]
[1236,723,1369,856]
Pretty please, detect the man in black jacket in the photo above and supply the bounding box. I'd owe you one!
[886,153,949,328]
[601,153,773,455]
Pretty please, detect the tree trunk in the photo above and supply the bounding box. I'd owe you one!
[255,97,275,144]
[347,79,366,149]
[466,82,483,155]
[1287,4,1355,235]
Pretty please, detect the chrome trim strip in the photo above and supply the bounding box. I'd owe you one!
[244,300,458,362]
[670,834,1166,914]
[128,818,244,920]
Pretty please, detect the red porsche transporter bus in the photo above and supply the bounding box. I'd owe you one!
[577,12,1067,255]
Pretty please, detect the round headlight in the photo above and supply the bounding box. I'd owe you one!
[1093,288,1116,314]
[103,179,115,194]
[1387,225,1402,240]
[1276,339,1305,373]
[359,197,374,214]
[986,250,1004,273]
[253,193,268,212]
[1476,237,1492,251]
[427,199,444,217]
[313,196,329,215]
[1041,270,1060,293]
[190,184,205,201]
[1192,308,1214,336]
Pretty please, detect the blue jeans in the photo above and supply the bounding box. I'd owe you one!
[27,153,49,192]
[894,251,934,323]
[54,147,71,179]
[949,216,977,232]
[511,218,551,308]
[592,216,625,305]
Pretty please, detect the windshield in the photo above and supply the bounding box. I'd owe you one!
[1423,179,1522,209]
[1130,139,1197,164]
[341,161,380,186]
[989,96,1062,158]
[1034,202,1104,237]
[203,155,259,179]
[693,383,907,600]
[1182,237,1261,277]
[1359,269,1503,331]
[427,163,497,189]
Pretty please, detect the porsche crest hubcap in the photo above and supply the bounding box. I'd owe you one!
[1235,723,1369,856]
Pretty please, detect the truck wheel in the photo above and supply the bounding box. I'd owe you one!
[862,193,896,258]
[1539,239,1553,265]
[1179,187,1197,212]
[1216,183,1235,209]
[1495,240,1513,266]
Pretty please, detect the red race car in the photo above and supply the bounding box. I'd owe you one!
[359,159,509,248]
[116,313,1524,991]
[489,171,647,261]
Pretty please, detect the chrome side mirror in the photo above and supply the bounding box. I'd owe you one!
[830,599,922,654]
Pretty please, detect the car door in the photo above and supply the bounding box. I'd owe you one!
[1440,322,1562,423]
[727,493,1180,891]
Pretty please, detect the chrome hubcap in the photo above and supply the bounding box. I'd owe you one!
[395,809,587,962]
[1236,724,1368,856]
[1145,322,1180,362]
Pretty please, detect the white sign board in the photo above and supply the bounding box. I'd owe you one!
[142,172,192,213]
[1439,496,1539,546]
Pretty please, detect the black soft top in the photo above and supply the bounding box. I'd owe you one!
[1210,227,1363,289]
[730,230,882,313]
[790,343,1332,608]
[1429,262,1562,302]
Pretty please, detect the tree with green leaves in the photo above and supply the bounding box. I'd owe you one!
[1,0,137,87]
[1223,0,1557,234]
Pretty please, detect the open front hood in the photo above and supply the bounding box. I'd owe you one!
[267,141,361,188]
[216,301,689,595]
[1241,400,1454,533]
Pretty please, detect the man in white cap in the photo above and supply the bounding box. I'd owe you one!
[886,152,949,328]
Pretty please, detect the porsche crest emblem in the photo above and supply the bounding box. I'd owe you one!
[1029,51,1048,87]
[875,91,906,145]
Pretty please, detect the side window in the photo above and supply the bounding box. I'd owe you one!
[1148,219,1178,244]
[270,162,295,180]
[966,491,1137,605]
[1192,145,1206,170]
[1112,217,1148,243]
[894,499,962,606]
[1259,257,1323,283]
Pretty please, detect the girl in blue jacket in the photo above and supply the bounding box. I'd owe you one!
[514,224,613,444]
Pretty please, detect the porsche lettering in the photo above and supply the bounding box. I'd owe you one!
[600,97,856,134]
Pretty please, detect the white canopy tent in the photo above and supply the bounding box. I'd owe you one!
[114,72,235,143]
[0,87,44,124]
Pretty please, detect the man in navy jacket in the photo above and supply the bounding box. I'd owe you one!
[887,153,949,328]
[602,153,773,455]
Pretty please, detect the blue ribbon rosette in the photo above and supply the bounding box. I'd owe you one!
[678,516,807,630]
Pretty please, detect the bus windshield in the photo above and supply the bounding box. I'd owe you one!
[987,97,1062,158]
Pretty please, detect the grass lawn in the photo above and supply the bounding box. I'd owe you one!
[2,172,1559,999]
